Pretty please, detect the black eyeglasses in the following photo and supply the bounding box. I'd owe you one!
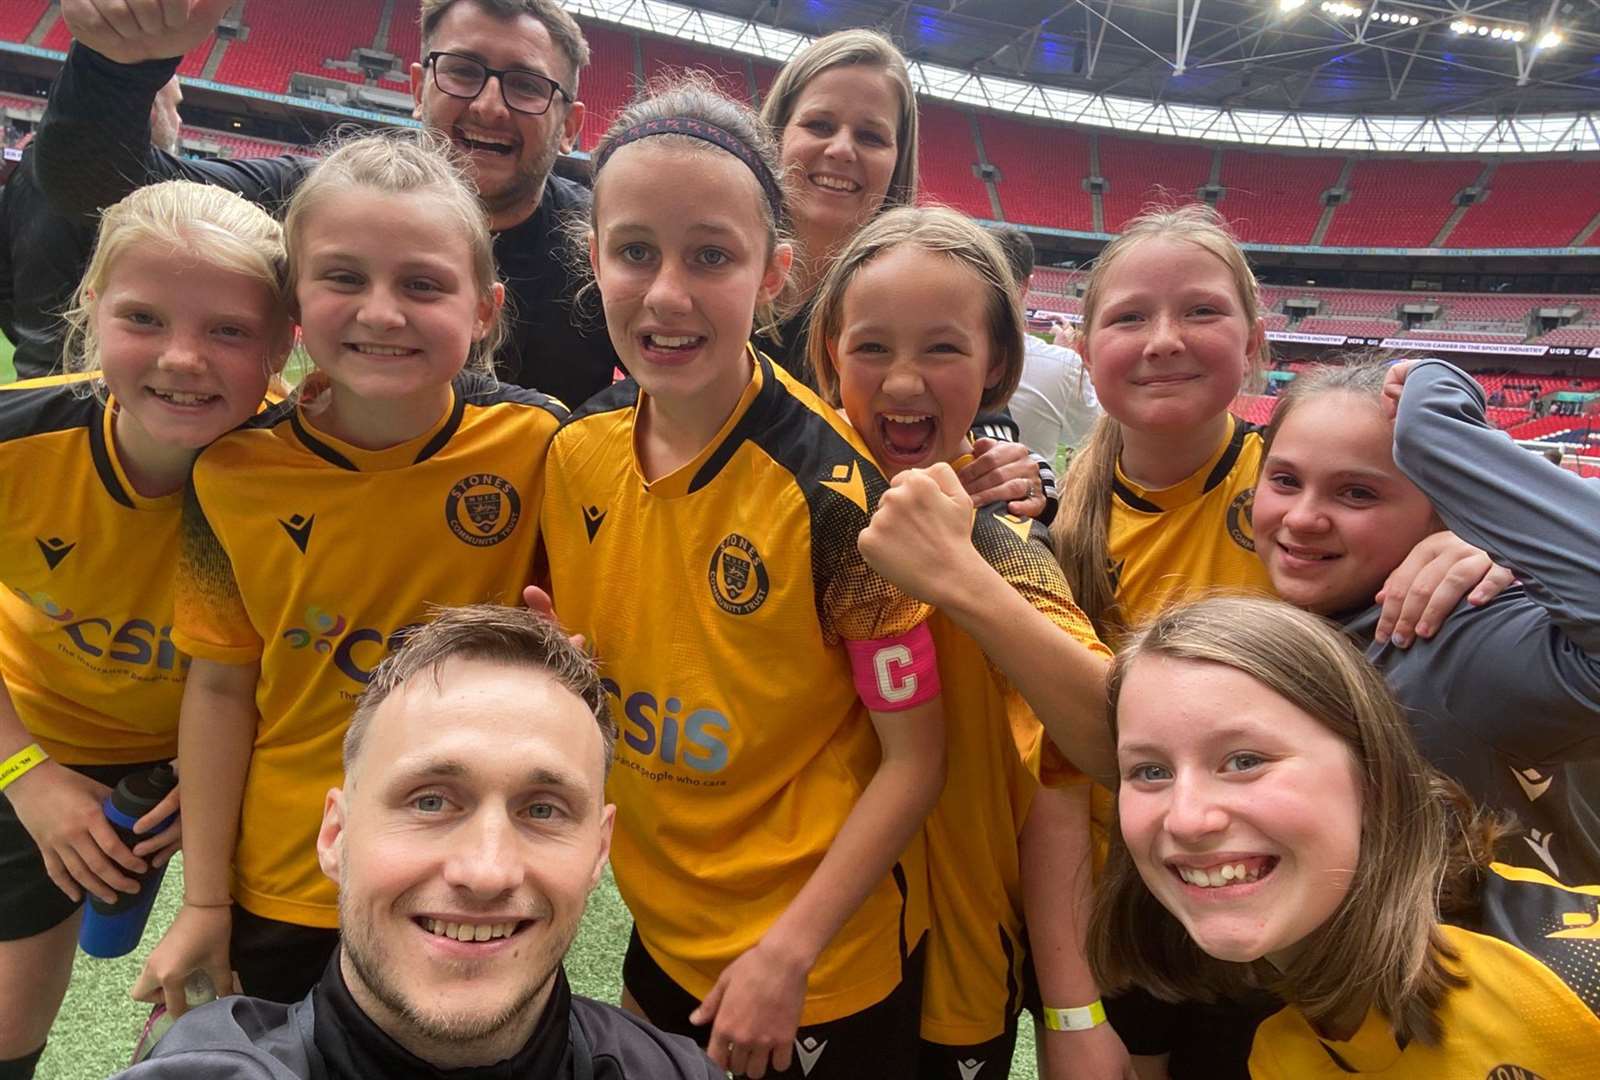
[425,51,571,115]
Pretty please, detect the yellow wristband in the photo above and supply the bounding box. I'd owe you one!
[0,743,48,792]
[1042,999,1107,1032]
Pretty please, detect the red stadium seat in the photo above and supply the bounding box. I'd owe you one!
[917,104,992,219]
[1098,134,1212,232]
[1218,149,1343,245]
[640,36,748,103]
[1449,160,1600,249]
[0,1,50,45]
[1322,159,1482,248]
[214,0,381,94]
[980,114,1093,231]
[574,21,636,152]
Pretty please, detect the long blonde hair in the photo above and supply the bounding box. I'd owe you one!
[61,180,290,384]
[806,206,1024,412]
[1051,204,1268,638]
[1089,596,1511,1046]
[284,129,506,372]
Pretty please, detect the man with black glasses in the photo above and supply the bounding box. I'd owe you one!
[37,0,618,408]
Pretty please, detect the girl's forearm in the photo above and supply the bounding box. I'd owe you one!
[175,660,259,905]
[759,701,945,969]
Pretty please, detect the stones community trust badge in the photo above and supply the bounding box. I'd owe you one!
[709,533,769,615]
[445,474,521,547]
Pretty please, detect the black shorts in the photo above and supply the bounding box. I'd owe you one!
[1103,986,1281,1079]
[624,926,926,1079]
[229,905,339,1004]
[916,1022,1018,1080]
[0,759,167,942]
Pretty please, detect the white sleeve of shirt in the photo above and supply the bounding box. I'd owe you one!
[1009,337,1101,456]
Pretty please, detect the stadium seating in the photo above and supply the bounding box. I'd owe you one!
[0,1,49,45]
[214,0,380,93]
[1396,329,1526,345]
[1098,134,1213,232]
[1291,317,1401,338]
[1507,415,1595,440]
[389,0,422,75]
[1485,406,1529,430]
[918,104,992,219]
[1449,160,1600,249]
[1028,267,1084,296]
[979,114,1094,231]
[641,36,748,102]
[1533,326,1600,348]
[1218,148,1343,245]
[575,22,636,152]
[1230,395,1280,425]
[1322,159,1482,248]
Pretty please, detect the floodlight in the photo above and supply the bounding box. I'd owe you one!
[1538,29,1563,49]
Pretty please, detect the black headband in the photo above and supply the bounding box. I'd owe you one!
[594,116,786,221]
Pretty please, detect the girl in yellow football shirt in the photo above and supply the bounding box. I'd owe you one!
[806,205,1128,1080]
[137,133,566,1014]
[540,78,946,1079]
[1049,204,1515,1079]
[0,182,292,1078]
[1091,595,1600,1080]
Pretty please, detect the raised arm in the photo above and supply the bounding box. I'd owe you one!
[1391,359,1600,652]
[1386,359,1600,761]
[37,1,309,218]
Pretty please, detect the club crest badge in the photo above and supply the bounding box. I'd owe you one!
[1227,489,1255,552]
[445,474,521,547]
[709,534,769,615]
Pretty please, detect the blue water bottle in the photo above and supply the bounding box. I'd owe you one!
[79,763,178,959]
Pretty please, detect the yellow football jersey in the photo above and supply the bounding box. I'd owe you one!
[1094,416,1272,865]
[1251,864,1600,1078]
[1107,415,1271,628]
[921,503,1107,1046]
[175,374,564,927]
[541,350,932,1025]
[0,383,185,764]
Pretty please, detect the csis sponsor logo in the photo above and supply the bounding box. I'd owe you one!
[282,605,420,684]
[12,587,186,672]
[601,679,732,775]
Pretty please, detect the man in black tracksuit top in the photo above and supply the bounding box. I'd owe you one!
[34,0,618,408]
[115,605,719,1080]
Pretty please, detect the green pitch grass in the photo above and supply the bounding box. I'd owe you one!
[1,334,16,383]
[38,858,1040,1078]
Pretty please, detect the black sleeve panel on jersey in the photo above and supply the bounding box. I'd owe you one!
[455,370,571,421]
[0,381,100,445]
[697,353,915,643]
[562,377,641,426]
[0,384,133,506]
[1470,869,1600,1016]
[36,45,311,219]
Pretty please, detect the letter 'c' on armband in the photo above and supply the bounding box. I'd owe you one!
[846,623,941,711]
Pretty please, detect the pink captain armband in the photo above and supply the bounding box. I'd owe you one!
[846,623,941,711]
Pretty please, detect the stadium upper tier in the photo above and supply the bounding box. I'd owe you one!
[6,3,1598,252]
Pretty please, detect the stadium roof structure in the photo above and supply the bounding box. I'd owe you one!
[569,0,1600,153]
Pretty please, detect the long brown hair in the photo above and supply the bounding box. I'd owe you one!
[1050,204,1268,639]
[1088,596,1512,1045]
